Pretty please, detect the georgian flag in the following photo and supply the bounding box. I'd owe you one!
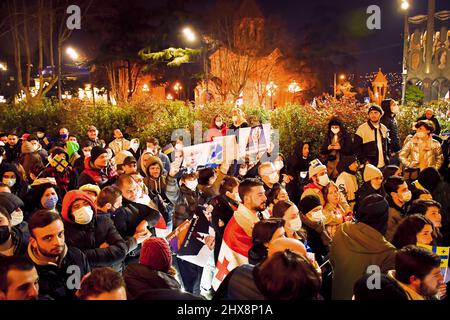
[211,216,252,290]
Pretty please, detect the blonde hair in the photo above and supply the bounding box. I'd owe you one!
[231,108,247,125]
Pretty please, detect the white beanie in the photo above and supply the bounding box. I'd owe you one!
[309,159,327,178]
[363,164,383,182]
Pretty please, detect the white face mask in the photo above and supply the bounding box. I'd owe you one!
[37,133,45,139]
[185,179,198,191]
[3,178,16,188]
[72,206,94,225]
[416,132,427,138]
[331,128,340,135]
[268,172,279,184]
[288,216,302,231]
[399,190,412,203]
[130,141,139,152]
[175,143,183,150]
[391,104,399,114]
[215,121,223,127]
[10,209,24,226]
[274,160,284,171]
[308,210,324,222]
[317,174,330,187]
[83,151,91,158]
[239,168,247,176]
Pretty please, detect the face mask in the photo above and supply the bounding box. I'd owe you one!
[72,206,94,225]
[10,210,23,226]
[147,148,156,155]
[232,116,238,123]
[37,133,45,139]
[215,121,223,128]
[318,174,330,187]
[309,210,324,222]
[288,216,302,231]
[185,180,198,191]
[83,151,91,158]
[391,104,399,114]
[0,226,10,244]
[399,190,412,203]
[268,172,279,184]
[43,195,59,209]
[130,141,139,152]
[3,178,16,188]
[234,193,241,203]
[331,128,340,135]
[60,134,68,140]
[175,143,183,150]
[416,132,427,138]
[274,160,284,171]
[239,168,247,176]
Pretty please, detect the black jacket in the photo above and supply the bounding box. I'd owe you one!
[300,217,331,265]
[210,194,238,263]
[63,215,127,270]
[5,141,22,163]
[112,198,160,259]
[123,263,181,300]
[381,114,401,154]
[28,246,91,300]
[354,181,387,212]
[354,121,389,167]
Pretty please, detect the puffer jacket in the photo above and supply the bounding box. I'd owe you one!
[77,156,118,188]
[399,135,444,170]
[61,190,127,270]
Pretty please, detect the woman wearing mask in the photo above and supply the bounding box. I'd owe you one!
[0,206,29,258]
[0,163,29,200]
[323,182,348,238]
[287,141,311,204]
[22,178,61,219]
[298,195,331,265]
[229,107,248,131]
[207,115,228,142]
[319,117,353,180]
[0,192,27,238]
[248,218,286,265]
[272,200,304,241]
[399,120,444,181]
[265,184,289,215]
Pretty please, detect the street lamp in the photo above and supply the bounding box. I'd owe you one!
[66,47,79,61]
[0,62,7,71]
[400,0,410,106]
[182,26,210,103]
[334,74,346,98]
[288,81,301,103]
[266,81,278,109]
[173,82,182,100]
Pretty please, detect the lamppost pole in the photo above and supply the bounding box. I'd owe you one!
[401,1,410,106]
[334,73,337,98]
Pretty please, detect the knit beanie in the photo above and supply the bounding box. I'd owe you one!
[355,194,389,235]
[90,146,108,163]
[21,141,35,154]
[368,104,383,115]
[0,192,24,215]
[363,164,383,182]
[417,167,441,192]
[308,159,326,178]
[139,237,172,272]
[299,195,322,215]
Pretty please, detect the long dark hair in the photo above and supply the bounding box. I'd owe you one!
[391,214,434,249]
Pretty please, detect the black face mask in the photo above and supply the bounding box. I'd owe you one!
[0,226,11,244]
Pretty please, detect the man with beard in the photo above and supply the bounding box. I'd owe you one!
[388,245,446,300]
[26,210,90,300]
[212,179,269,290]
[0,256,39,300]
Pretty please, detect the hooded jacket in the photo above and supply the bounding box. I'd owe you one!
[123,263,181,300]
[77,156,118,188]
[330,222,396,300]
[61,190,127,270]
[380,101,401,153]
[0,163,29,199]
[5,140,22,163]
[22,180,61,219]
[143,156,167,194]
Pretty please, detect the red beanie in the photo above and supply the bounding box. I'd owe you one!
[139,237,172,272]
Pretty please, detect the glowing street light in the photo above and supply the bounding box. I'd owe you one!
[182,27,197,43]
[400,0,410,11]
[166,93,174,100]
[142,83,150,92]
[334,73,346,98]
[173,82,182,99]
[66,47,79,61]
[266,81,278,109]
[288,81,301,93]
[0,62,7,71]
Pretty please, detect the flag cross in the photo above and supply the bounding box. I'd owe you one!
[215,257,230,282]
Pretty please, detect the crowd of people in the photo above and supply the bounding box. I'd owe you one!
[0,101,449,301]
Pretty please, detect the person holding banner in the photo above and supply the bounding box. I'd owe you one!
[206,115,228,142]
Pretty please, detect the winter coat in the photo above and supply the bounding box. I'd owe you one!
[166,176,207,228]
[335,171,358,207]
[0,226,28,258]
[143,156,167,194]
[18,152,43,182]
[111,198,160,259]
[302,183,351,213]
[5,141,22,163]
[300,214,332,264]
[210,194,239,263]
[88,137,106,148]
[61,190,127,270]
[381,113,401,154]
[108,138,131,156]
[385,199,405,242]
[77,156,118,188]
[417,114,441,135]
[27,244,91,300]
[123,263,181,300]
[399,135,444,171]
[354,182,386,212]
[320,129,354,180]
[354,121,389,167]
[330,221,396,300]
[42,165,77,197]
